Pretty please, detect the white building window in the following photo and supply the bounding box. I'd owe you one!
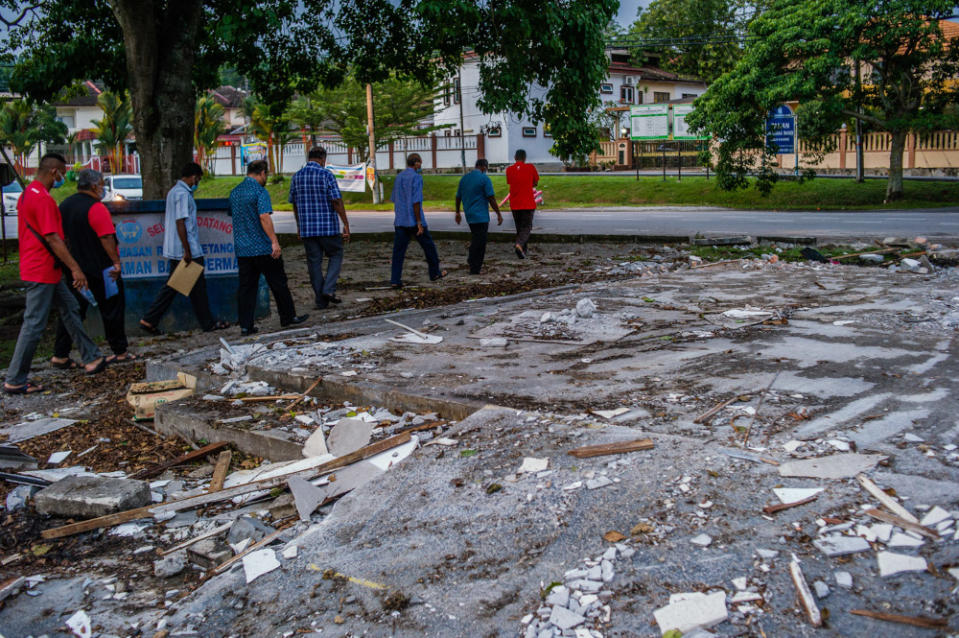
[620,86,634,104]
[600,83,614,94]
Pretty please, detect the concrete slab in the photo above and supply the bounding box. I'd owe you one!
[34,476,151,519]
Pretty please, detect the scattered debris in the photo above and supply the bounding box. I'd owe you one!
[849,609,948,630]
[653,591,728,636]
[789,556,822,627]
[34,476,152,518]
[567,438,654,459]
[778,454,884,479]
[242,548,281,584]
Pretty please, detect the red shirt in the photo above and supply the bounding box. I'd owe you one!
[506,161,539,210]
[87,202,115,237]
[18,181,64,284]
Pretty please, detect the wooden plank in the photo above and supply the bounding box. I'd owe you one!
[129,441,229,480]
[694,397,739,424]
[41,432,412,540]
[857,474,918,524]
[159,522,231,556]
[833,247,898,260]
[850,609,947,629]
[208,451,232,492]
[288,377,323,410]
[790,559,822,627]
[762,494,819,515]
[864,508,939,539]
[568,438,654,459]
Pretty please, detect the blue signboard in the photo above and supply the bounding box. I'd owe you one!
[765,104,795,154]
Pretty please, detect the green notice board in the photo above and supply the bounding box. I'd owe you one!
[630,104,670,140]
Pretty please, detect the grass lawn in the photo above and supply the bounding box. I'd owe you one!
[48,173,958,212]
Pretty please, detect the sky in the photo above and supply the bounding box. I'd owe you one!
[617,0,651,28]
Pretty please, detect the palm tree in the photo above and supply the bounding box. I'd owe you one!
[0,100,67,170]
[286,95,326,153]
[195,95,226,175]
[243,97,293,176]
[91,91,133,173]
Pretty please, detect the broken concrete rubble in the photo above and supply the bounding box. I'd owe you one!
[34,476,151,518]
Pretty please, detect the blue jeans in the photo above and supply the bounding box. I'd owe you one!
[6,279,102,386]
[391,226,442,285]
[303,236,344,305]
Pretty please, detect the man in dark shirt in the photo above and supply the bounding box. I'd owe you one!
[51,169,132,366]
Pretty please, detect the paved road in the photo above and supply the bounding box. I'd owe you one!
[270,206,959,239]
[4,206,959,240]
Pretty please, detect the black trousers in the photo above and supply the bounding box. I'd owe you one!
[467,222,489,274]
[237,254,297,329]
[54,271,128,357]
[142,257,214,331]
[511,209,535,249]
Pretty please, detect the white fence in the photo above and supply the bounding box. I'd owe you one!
[209,135,481,176]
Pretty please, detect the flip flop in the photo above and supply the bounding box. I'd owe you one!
[390,283,404,290]
[204,320,230,332]
[3,382,45,395]
[85,357,108,376]
[107,353,139,364]
[430,270,449,282]
[139,320,162,335]
[50,358,80,370]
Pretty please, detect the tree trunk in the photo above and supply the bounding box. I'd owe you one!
[109,0,202,200]
[885,129,907,202]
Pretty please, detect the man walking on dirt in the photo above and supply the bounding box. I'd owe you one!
[4,153,106,394]
[455,158,502,274]
[390,153,447,287]
[288,146,350,309]
[506,148,539,259]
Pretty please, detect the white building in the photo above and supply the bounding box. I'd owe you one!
[432,48,707,169]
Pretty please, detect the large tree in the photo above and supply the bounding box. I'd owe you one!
[290,75,450,163]
[4,0,616,198]
[625,0,766,83]
[687,0,959,200]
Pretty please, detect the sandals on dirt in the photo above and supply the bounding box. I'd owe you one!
[430,270,449,282]
[3,382,45,395]
[50,358,80,370]
[106,353,140,364]
[85,357,108,376]
[139,320,162,335]
[204,320,230,332]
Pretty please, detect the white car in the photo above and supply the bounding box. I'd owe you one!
[2,181,22,213]
[102,174,143,202]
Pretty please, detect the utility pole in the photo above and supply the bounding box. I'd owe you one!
[854,58,864,183]
[457,70,466,173]
[365,83,380,204]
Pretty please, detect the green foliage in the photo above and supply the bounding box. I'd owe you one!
[0,100,67,169]
[627,0,764,83]
[289,75,450,163]
[243,97,296,175]
[195,95,226,174]
[90,91,132,173]
[687,0,959,200]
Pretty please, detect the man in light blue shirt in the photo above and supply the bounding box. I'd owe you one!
[455,158,502,275]
[140,162,228,334]
[389,153,446,288]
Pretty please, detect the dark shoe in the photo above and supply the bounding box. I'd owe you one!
[281,314,309,327]
[314,298,329,310]
[240,326,259,336]
[430,270,449,282]
[204,320,230,332]
[514,245,526,260]
[389,283,404,290]
[323,294,342,305]
[51,357,80,370]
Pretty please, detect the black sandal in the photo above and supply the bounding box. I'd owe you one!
[430,270,448,282]
[85,357,108,376]
[205,320,230,332]
[139,320,162,335]
[3,381,45,395]
[51,358,80,370]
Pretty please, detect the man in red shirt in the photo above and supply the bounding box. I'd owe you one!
[3,153,106,395]
[505,148,539,259]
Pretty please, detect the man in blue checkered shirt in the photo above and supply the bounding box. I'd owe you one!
[288,146,350,309]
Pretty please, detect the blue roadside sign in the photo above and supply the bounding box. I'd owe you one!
[765,104,795,154]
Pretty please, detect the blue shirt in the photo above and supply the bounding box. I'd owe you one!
[229,177,274,257]
[288,162,342,237]
[391,168,425,228]
[162,180,203,259]
[456,169,495,224]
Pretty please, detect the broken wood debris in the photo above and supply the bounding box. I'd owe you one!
[236,394,302,402]
[288,376,323,410]
[567,438,654,459]
[789,556,822,627]
[159,522,232,556]
[864,508,938,540]
[41,432,412,540]
[208,451,232,493]
[856,474,918,524]
[129,441,229,480]
[212,518,295,575]
[694,396,741,424]
[762,494,819,515]
[849,609,947,629]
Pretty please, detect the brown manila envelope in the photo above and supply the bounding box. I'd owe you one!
[167,259,204,296]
